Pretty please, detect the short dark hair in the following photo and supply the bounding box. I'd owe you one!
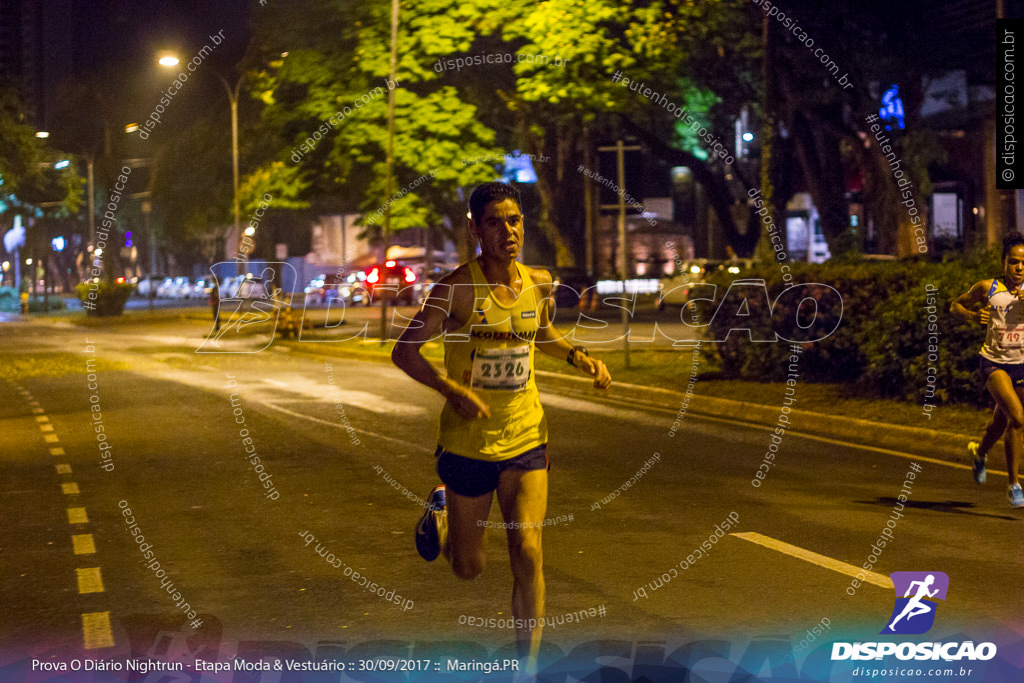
[469,182,522,224]
[1004,231,1024,260]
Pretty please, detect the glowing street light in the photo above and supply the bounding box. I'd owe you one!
[35,131,50,138]
[160,53,244,271]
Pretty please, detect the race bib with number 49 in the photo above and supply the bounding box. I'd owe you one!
[471,346,530,391]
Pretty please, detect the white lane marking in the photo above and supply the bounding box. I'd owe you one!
[67,507,89,524]
[61,482,80,495]
[579,390,993,476]
[540,391,663,426]
[260,401,427,451]
[72,534,96,555]
[732,531,892,589]
[56,464,72,474]
[76,567,105,594]
[50,447,65,456]
[82,612,114,649]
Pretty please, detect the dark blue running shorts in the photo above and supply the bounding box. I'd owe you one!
[979,356,1024,387]
[435,443,549,498]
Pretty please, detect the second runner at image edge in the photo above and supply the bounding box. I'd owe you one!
[391,182,612,673]
[951,231,1024,508]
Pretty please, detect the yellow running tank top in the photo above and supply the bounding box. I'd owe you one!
[437,260,548,461]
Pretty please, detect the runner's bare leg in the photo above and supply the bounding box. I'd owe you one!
[445,490,493,578]
[497,468,547,672]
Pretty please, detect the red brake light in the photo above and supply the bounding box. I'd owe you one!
[385,260,396,268]
[367,267,379,284]
[116,277,125,284]
[404,268,416,283]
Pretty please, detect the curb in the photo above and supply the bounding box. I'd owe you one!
[534,371,975,466]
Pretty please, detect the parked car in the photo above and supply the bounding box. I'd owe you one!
[658,259,754,310]
[192,278,213,298]
[134,274,167,297]
[362,260,420,305]
[219,276,277,315]
[549,267,594,309]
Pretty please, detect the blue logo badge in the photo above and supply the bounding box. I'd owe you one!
[881,571,948,635]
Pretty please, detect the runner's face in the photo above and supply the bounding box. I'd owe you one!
[473,198,523,261]
[1005,245,1024,288]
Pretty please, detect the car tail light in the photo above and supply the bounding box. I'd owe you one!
[116,277,125,284]
[403,267,416,283]
[367,267,379,284]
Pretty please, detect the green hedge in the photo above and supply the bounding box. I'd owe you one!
[700,254,998,406]
[76,281,133,317]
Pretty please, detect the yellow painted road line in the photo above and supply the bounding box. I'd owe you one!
[76,567,105,594]
[72,534,96,555]
[35,415,49,423]
[67,507,89,524]
[39,423,54,432]
[82,612,114,649]
[44,434,59,443]
[50,447,65,456]
[732,531,893,590]
[56,464,72,474]
[31,407,44,414]
[61,482,80,495]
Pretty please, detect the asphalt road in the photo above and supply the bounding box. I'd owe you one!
[0,316,1021,679]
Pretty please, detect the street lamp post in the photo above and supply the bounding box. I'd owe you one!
[213,72,244,273]
[159,57,244,273]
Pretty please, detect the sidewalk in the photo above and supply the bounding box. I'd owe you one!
[532,370,975,467]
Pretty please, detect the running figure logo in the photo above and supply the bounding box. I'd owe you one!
[881,571,949,635]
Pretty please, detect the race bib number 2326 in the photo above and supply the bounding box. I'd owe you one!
[471,346,529,391]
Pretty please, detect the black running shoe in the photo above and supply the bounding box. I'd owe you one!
[415,485,447,561]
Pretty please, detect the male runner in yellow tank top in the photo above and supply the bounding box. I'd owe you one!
[392,182,611,670]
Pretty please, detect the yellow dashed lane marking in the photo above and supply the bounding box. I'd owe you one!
[56,464,71,474]
[76,567,104,594]
[44,434,60,443]
[61,482,80,495]
[82,612,114,649]
[72,534,96,555]
[31,407,44,414]
[67,507,89,524]
[35,415,49,423]
[39,424,54,432]
[50,447,65,456]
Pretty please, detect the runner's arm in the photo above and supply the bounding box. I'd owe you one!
[391,275,491,419]
[531,268,611,389]
[950,280,991,326]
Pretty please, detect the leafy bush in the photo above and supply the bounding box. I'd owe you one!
[76,281,133,317]
[699,254,999,406]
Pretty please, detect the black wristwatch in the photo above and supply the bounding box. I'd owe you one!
[567,345,589,367]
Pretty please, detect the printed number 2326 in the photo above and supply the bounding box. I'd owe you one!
[480,361,525,378]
